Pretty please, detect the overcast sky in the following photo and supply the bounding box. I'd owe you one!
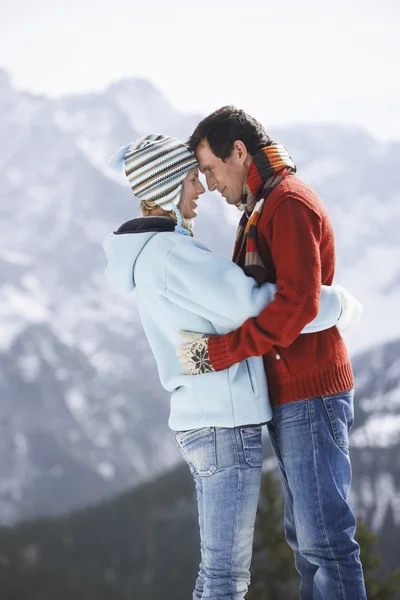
[1,0,399,140]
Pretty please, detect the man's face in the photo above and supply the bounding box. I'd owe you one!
[196,140,249,206]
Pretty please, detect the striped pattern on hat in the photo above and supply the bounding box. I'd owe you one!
[121,134,198,209]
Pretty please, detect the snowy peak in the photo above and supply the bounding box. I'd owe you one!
[351,339,400,448]
[0,69,11,91]
[105,77,180,134]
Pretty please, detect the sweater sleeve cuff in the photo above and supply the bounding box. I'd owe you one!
[208,334,238,371]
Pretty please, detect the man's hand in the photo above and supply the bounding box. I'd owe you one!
[177,331,215,375]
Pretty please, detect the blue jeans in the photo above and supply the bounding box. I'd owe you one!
[267,389,367,600]
[175,425,262,600]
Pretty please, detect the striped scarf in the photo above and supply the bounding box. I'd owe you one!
[233,144,296,283]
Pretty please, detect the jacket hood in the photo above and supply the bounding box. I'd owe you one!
[102,217,174,294]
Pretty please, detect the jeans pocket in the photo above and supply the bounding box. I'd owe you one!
[240,425,263,467]
[175,427,217,476]
[322,390,354,449]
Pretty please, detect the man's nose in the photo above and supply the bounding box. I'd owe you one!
[206,174,217,192]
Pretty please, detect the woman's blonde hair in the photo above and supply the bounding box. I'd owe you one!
[139,175,194,233]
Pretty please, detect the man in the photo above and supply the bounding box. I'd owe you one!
[178,106,366,599]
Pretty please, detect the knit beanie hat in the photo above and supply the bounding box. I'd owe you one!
[108,134,198,236]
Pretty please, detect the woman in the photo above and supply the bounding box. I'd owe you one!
[103,133,360,600]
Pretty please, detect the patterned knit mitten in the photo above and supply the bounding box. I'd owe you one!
[177,331,215,375]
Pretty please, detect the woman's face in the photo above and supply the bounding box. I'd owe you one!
[179,168,205,219]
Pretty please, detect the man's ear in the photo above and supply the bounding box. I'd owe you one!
[233,140,248,162]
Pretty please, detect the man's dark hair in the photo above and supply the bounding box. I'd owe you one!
[187,106,273,159]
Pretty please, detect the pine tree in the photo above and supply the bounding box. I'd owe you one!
[356,520,400,600]
[247,470,298,600]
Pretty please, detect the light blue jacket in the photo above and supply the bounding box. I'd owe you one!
[103,219,342,431]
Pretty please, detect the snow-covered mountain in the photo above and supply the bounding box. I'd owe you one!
[1,68,399,534]
[0,70,239,522]
[349,339,400,570]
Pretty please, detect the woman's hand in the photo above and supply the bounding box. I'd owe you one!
[177,331,215,375]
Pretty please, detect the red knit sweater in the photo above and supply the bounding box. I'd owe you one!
[208,175,354,406]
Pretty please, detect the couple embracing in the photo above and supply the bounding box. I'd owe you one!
[103,106,366,600]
